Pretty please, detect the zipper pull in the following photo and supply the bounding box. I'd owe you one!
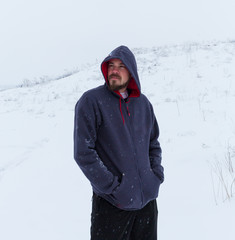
[126,105,130,116]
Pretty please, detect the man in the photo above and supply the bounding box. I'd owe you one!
[74,46,164,240]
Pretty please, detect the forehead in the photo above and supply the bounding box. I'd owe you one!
[109,58,125,65]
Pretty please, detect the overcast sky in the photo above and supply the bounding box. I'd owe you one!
[1,0,235,86]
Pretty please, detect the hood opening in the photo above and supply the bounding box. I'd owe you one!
[101,60,140,98]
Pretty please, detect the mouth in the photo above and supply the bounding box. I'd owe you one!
[108,74,121,81]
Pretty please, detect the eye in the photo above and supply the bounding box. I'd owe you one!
[108,63,114,68]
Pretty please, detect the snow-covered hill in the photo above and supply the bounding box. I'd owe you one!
[1,40,235,239]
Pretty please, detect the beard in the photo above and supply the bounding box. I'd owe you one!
[108,74,130,91]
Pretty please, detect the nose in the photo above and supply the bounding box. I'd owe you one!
[111,66,119,74]
[113,70,119,76]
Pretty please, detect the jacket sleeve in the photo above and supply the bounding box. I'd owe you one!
[149,104,164,183]
[73,94,120,194]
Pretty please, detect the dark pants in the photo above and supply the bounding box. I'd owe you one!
[91,193,158,240]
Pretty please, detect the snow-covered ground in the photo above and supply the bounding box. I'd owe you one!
[1,40,235,239]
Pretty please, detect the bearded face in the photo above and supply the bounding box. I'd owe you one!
[107,59,131,92]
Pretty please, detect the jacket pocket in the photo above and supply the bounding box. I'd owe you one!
[110,170,140,209]
[141,168,161,202]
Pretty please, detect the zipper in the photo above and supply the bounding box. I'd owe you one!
[125,98,131,116]
[123,100,144,207]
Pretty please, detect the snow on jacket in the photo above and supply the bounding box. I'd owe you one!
[74,46,164,210]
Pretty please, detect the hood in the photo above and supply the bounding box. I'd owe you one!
[101,46,141,98]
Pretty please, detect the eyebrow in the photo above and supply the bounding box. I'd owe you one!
[108,61,125,66]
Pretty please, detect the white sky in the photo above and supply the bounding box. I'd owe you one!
[1,0,235,86]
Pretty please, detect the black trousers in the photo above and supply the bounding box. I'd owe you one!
[91,193,158,240]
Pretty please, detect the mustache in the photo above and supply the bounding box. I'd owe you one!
[108,74,121,80]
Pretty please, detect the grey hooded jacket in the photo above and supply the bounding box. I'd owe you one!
[74,46,164,210]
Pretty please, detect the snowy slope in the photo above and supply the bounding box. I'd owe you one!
[0,40,235,239]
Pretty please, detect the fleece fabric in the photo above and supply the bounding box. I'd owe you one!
[74,45,164,210]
